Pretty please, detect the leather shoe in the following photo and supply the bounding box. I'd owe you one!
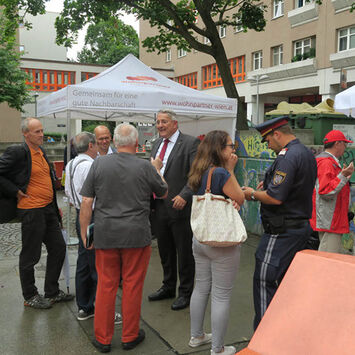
[122,329,145,350]
[171,296,190,311]
[92,339,111,353]
[148,287,175,301]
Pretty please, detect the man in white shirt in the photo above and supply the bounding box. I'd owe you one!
[65,132,98,321]
[94,125,115,156]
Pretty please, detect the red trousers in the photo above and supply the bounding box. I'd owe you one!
[94,246,151,344]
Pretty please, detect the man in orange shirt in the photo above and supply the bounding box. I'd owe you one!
[0,118,74,309]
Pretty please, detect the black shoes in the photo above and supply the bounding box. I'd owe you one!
[122,329,145,350]
[92,339,111,353]
[171,296,190,311]
[148,287,175,301]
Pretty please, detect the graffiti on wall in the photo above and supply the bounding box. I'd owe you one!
[236,131,276,159]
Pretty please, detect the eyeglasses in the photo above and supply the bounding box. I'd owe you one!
[224,142,238,149]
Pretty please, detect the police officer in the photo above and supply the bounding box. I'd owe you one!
[243,116,317,330]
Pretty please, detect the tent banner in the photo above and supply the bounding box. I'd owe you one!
[67,86,235,117]
[37,88,68,117]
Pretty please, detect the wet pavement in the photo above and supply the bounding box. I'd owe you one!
[0,191,257,355]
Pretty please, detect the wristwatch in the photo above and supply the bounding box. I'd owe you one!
[251,191,257,201]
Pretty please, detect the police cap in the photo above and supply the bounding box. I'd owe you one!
[255,116,290,143]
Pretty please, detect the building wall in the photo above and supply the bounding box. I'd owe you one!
[0,103,22,142]
[19,12,67,61]
[139,1,355,124]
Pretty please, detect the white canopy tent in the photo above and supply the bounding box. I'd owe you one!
[37,54,237,138]
[334,85,355,118]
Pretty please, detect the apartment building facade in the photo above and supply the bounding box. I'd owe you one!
[0,12,110,142]
[139,0,355,125]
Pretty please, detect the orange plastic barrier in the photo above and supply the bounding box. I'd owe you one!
[236,250,355,355]
[53,160,64,190]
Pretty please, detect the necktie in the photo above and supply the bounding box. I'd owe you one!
[159,139,169,161]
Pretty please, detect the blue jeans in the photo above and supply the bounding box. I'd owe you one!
[75,209,97,312]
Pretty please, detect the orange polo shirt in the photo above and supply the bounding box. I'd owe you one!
[18,147,54,210]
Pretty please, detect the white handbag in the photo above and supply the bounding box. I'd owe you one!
[190,167,247,247]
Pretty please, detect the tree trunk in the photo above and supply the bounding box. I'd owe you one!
[213,44,248,130]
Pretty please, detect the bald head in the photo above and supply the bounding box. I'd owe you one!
[94,125,112,155]
[22,118,44,150]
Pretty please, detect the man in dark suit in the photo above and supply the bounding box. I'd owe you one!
[0,117,74,309]
[148,109,200,310]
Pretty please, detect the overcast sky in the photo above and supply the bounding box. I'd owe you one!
[45,0,139,60]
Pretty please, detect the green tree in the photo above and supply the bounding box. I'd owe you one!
[77,17,138,65]
[0,13,31,111]
[54,0,268,130]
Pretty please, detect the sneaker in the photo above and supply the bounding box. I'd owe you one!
[46,290,75,304]
[114,312,122,325]
[211,345,237,355]
[92,338,111,353]
[24,294,52,309]
[189,333,212,347]
[77,309,95,321]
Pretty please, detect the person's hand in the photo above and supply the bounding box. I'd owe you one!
[232,200,240,211]
[256,181,264,190]
[242,186,254,201]
[17,190,28,201]
[225,153,238,173]
[151,156,163,171]
[342,162,354,178]
[172,195,187,210]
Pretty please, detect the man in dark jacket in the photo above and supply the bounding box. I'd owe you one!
[0,117,74,309]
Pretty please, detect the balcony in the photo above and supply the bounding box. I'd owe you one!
[249,58,317,81]
[331,0,353,12]
[288,2,318,27]
[330,49,355,69]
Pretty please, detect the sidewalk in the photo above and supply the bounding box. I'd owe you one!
[0,192,257,355]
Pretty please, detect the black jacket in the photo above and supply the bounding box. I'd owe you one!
[0,143,61,223]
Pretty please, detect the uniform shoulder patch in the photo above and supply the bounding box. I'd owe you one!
[273,170,287,185]
[278,148,288,156]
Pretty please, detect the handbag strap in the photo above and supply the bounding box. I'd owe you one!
[205,167,216,193]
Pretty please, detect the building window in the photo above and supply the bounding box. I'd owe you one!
[338,26,355,52]
[204,36,210,44]
[166,49,172,62]
[272,45,283,66]
[253,51,263,70]
[273,0,284,18]
[23,68,76,91]
[235,21,243,33]
[19,45,25,52]
[81,72,98,82]
[202,55,245,89]
[177,48,187,58]
[219,25,226,38]
[292,37,315,61]
[295,0,313,8]
[175,72,198,89]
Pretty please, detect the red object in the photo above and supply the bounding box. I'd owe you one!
[197,134,205,141]
[323,130,353,144]
[310,154,350,234]
[52,161,64,190]
[236,250,355,355]
[94,246,151,344]
[159,139,170,161]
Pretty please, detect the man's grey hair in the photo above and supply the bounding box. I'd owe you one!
[114,123,138,147]
[157,109,177,121]
[74,132,96,153]
[21,117,38,133]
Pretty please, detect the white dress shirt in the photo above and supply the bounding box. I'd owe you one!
[156,130,180,175]
[65,153,94,209]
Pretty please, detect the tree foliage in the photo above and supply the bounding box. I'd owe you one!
[0,12,31,111]
[77,17,138,65]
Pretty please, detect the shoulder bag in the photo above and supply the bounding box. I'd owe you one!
[190,167,247,247]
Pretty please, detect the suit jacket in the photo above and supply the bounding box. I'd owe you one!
[0,143,61,223]
[151,132,200,219]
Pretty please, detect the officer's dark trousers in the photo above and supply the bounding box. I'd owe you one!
[253,224,311,330]
[18,203,66,300]
[75,209,97,313]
